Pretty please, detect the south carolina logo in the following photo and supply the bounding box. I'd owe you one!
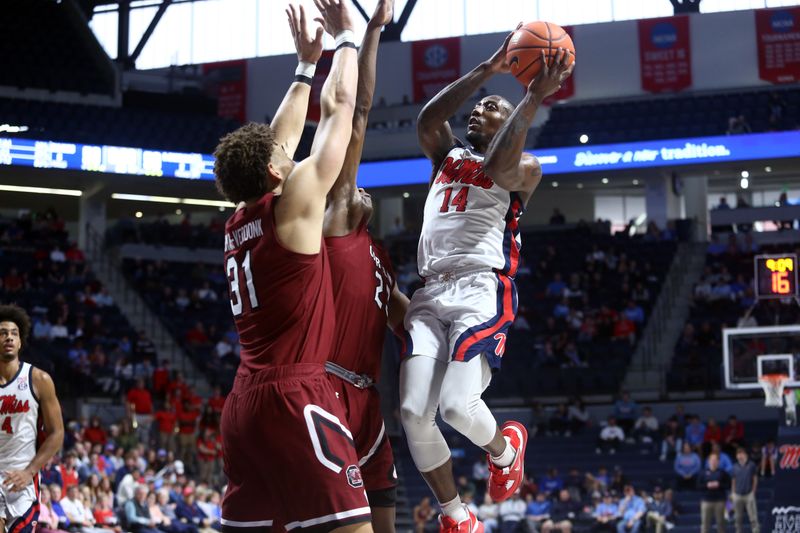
[346,465,363,488]
[18,377,27,391]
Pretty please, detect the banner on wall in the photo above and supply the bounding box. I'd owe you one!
[768,425,800,532]
[307,50,335,123]
[756,7,800,84]
[412,37,461,103]
[637,16,691,93]
[544,25,576,105]
[202,60,248,123]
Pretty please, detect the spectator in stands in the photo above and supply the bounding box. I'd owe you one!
[59,451,81,492]
[632,406,659,451]
[549,209,566,225]
[185,322,210,346]
[592,492,618,532]
[3,267,24,293]
[659,416,683,462]
[616,484,646,533]
[760,440,777,477]
[60,484,113,533]
[542,489,581,533]
[529,403,547,437]
[546,273,567,298]
[540,468,564,494]
[549,404,570,435]
[645,486,672,533]
[477,495,499,533]
[698,454,730,533]
[126,378,154,443]
[413,497,435,533]
[525,492,551,532]
[567,397,590,434]
[499,491,526,533]
[177,399,200,468]
[768,91,787,127]
[674,442,702,490]
[154,399,177,453]
[612,315,636,346]
[125,485,161,533]
[685,416,706,452]
[596,417,625,455]
[134,331,157,361]
[156,488,196,533]
[50,246,67,263]
[613,392,639,435]
[83,417,108,447]
[472,458,489,495]
[175,489,214,533]
[705,443,733,474]
[726,115,751,135]
[732,447,760,533]
[702,417,721,455]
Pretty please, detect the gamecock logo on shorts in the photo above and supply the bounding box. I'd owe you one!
[779,444,800,469]
[346,465,364,488]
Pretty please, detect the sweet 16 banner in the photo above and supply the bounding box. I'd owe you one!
[756,7,800,84]
[412,37,461,102]
[638,16,692,93]
[202,60,248,123]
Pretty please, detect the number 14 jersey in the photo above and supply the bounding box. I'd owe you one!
[223,193,336,374]
[418,145,524,278]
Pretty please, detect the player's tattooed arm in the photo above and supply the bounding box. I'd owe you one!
[324,0,393,238]
[271,4,324,160]
[417,26,519,169]
[2,369,63,492]
[484,48,572,197]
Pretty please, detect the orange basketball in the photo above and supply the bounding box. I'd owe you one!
[506,21,575,87]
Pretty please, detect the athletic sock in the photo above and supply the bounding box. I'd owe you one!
[440,496,469,522]
[490,435,516,468]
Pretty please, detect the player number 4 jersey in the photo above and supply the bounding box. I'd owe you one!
[0,362,39,472]
[418,145,524,278]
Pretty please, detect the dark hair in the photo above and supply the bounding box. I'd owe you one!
[213,122,277,204]
[0,304,31,346]
[736,447,747,455]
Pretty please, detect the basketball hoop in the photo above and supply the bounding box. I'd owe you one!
[760,374,789,406]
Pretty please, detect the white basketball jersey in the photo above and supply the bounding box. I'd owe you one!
[0,363,39,472]
[418,145,524,278]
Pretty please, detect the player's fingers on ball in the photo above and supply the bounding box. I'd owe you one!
[539,50,548,73]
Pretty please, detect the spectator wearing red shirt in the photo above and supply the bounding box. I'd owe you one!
[177,399,200,469]
[722,415,745,455]
[83,416,108,447]
[207,385,225,415]
[166,372,190,402]
[154,399,178,454]
[196,428,217,484]
[184,322,209,346]
[126,378,154,444]
[704,417,722,456]
[613,315,636,344]
[3,267,24,293]
[152,360,171,400]
[65,244,85,263]
[58,452,80,493]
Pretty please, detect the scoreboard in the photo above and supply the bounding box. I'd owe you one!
[754,254,798,299]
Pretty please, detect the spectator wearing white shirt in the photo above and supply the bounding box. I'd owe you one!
[50,246,66,263]
[50,317,69,340]
[633,406,660,448]
[597,417,625,455]
[197,282,218,302]
[473,458,489,495]
[478,495,500,533]
[93,288,114,307]
[59,486,113,533]
[33,316,53,339]
[499,491,526,533]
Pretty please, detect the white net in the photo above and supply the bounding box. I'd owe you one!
[760,374,789,406]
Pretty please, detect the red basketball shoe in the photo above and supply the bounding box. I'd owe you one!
[486,421,528,502]
[439,506,484,533]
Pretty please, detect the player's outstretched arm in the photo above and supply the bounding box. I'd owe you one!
[483,48,574,199]
[387,284,409,333]
[2,369,63,492]
[324,0,393,238]
[417,26,520,168]
[270,4,324,160]
[276,0,358,254]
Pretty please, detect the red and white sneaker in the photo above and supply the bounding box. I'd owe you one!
[486,420,528,502]
[439,505,484,533]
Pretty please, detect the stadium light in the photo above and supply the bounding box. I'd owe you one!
[551,181,559,187]
[0,184,82,196]
[577,183,583,189]
[741,170,750,178]
[632,179,639,185]
[765,166,772,172]
[111,193,234,208]
[740,177,749,189]
[601,178,609,184]
[135,211,143,218]
[579,134,589,144]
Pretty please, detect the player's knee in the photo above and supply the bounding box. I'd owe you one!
[439,395,471,431]
[399,400,428,429]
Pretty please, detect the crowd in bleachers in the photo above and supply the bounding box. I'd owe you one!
[668,234,800,391]
[410,398,773,533]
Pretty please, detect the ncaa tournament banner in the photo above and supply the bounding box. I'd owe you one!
[412,37,461,102]
[307,50,335,123]
[769,424,800,532]
[638,16,691,93]
[544,25,575,105]
[202,59,248,123]
[756,7,800,84]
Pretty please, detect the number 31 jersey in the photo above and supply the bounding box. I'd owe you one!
[223,193,335,374]
[418,145,525,279]
[325,221,395,381]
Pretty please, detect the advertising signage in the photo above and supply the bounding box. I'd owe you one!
[2,131,800,188]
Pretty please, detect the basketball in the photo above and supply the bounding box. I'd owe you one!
[506,21,575,87]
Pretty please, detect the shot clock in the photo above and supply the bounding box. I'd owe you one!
[754,254,798,299]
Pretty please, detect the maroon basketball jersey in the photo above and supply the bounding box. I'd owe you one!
[224,193,335,374]
[325,220,395,381]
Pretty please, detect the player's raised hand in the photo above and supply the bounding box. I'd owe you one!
[287,4,324,64]
[486,23,522,74]
[528,47,575,102]
[368,0,394,29]
[313,0,354,37]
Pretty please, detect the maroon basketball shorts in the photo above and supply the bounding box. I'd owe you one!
[328,375,397,506]
[220,364,370,533]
